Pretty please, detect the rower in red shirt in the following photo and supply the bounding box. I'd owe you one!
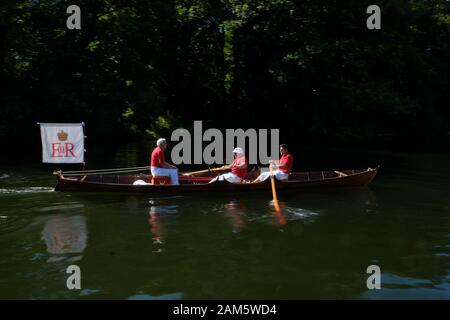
[209,147,248,183]
[252,144,293,183]
[150,138,179,185]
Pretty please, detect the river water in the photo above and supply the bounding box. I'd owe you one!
[0,146,449,299]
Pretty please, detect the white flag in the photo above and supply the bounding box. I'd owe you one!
[40,123,84,163]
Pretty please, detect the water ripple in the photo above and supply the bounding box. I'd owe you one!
[36,202,84,212]
[127,292,183,300]
[0,187,54,195]
[284,206,320,221]
[0,215,31,235]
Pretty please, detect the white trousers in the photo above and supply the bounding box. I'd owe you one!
[255,170,288,182]
[151,166,179,185]
[209,172,242,184]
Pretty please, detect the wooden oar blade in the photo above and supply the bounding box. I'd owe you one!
[269,166,281,212]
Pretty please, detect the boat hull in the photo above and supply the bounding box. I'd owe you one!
[54,167,379,194]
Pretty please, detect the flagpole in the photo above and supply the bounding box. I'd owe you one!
[82,122,86,171]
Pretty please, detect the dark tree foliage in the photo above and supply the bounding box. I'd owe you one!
[1,0,449,150]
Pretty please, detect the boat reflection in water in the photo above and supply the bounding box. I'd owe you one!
[272,201,287,226]
[222,198,289,232]
[148,201,178,252]
[41,214,87,257]
[224,200,247,233]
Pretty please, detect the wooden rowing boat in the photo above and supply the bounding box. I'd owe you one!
[53,166,379,193]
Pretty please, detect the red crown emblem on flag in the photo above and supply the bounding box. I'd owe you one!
[57,130,68,141]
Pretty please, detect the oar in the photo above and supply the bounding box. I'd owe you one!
[182,167,227,177]
[269,165,281,212]
[334,170,347,177]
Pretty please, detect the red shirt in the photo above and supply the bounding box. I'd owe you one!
[279,153,293,173]
[231,155,248,179]
[150,146,165,168]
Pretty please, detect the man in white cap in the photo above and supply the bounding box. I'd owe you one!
[150,138,179,185]
[209,147,248,183]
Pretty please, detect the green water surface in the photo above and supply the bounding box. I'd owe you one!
[0,147,449,299]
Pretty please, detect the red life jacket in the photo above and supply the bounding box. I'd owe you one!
[150,146,165,168]
[279,153,293,173]
[231,155,248,179]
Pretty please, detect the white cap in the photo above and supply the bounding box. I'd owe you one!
[233,147,244,154]
[156,138,167,146]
